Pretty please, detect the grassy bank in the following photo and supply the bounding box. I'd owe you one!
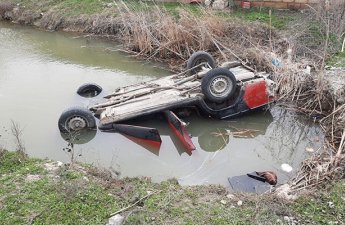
[0,150,344,224]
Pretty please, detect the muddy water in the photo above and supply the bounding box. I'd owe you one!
[0,22,324,187]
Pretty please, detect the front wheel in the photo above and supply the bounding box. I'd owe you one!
[58,107,96,133]
[201,68,237,103]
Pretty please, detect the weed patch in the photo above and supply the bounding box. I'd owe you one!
[327,51,345,67]
[0,150,42,174]
[293,181,345,224]
[232,8,292,29]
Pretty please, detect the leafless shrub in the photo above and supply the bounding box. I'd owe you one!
[10,120,26,155]
[0,1,15,19]
[291,0,345,63]
[312,0,345,39]
[62,131,83,166]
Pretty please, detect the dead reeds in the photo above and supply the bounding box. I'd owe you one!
[270,61,344,192]
[10,120,26,155]
[111,2,285,70]
[115,4,224,64]
[0,1,14,19]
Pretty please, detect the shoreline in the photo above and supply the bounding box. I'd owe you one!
[0,149,344,224]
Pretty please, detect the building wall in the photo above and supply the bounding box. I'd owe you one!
[233,0,319,9]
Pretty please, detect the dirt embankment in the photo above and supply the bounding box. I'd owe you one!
[0,1,287,66]
[0,1,344,190]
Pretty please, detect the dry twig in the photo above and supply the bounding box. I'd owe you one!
[110,191,160,216]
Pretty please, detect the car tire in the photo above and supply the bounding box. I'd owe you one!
[186,51,216,74]
[201,68,237,103]
[77,83,102,97]
[58,107,96,133]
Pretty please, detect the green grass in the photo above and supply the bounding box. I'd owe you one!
[0,150,120,225]
[231,8,294,29]
[327,51,345,67]
[11,0,295,29]
[0,150,344,224]
[13,0,202,17]
[293,181,345,224]
[58,0,106,15]
[15,0,114,16]
[161,2,203,17]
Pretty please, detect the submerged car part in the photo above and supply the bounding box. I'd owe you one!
[99,123,162,148]
[164,111,195,155]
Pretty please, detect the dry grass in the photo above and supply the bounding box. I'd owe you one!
[10,120,26,155]
[110,2,286,69]
[0,1,14,19]
[116,4,225,65]
[312,0,345,39]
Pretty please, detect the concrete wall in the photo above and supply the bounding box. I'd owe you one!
[233,0,319,9]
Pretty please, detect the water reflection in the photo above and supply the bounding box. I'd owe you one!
[60,129,97,145]
[190,110,274,152]
[255,107,324,169]
[76,109,274,154]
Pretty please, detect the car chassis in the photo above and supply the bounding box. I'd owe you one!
[58,52,276,154]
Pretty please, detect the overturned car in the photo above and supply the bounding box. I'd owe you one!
[58,51,276,153]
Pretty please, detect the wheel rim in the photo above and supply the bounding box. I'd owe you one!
[67,116,87,131]
[209,75,232,98]
[82,88,100,97]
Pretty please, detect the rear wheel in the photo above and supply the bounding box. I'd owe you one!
[58,107,96,133]
[77,83,102,98]
[186,51,216,74]
[201,68,236,103]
